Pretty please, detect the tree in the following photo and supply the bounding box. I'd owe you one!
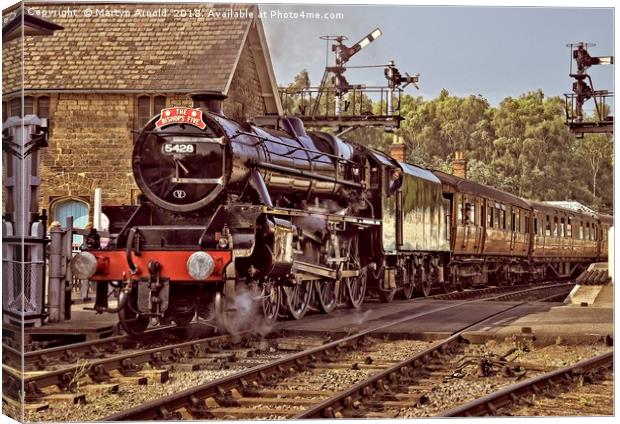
[281,69,311,115]
[575,134,613,206]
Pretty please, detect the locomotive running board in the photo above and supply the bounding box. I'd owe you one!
[292,260,360,281]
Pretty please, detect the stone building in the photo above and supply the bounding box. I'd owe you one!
[2,2,281,228]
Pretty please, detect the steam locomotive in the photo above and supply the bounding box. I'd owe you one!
[71,91,611,335]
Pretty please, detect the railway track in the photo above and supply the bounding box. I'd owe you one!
[2,325,195,371]
[3,280,571,372]
[99,282,573,421]
[3,332,270,403]
[440,351,613,417]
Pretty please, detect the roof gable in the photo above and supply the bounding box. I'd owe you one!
[2,2,278,102]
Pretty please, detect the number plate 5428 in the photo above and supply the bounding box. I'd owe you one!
[162,143,196,154]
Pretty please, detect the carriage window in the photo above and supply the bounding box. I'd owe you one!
[586,223,590,240]
[524,213,529,234]
[471,202,477,225]
[464,202,472,224]
[533,217,538,235]
[560,218,565,237]
[494,208,500,228]
[488,207,494,228]
[567,218,572,238]
[515,209,521,232]
[545,215,551,236]
[579,221,584,239]
[480,204,485,226]
[500,209,506,230]
[457,194,463,222]
[553,217,558,236]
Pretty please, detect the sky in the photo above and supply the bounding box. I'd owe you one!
[259,4,614,106]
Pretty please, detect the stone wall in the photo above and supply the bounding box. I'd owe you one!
[40,93,137,215]
[226,41,266,121]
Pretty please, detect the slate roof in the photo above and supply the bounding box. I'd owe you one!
[3,2,257,94]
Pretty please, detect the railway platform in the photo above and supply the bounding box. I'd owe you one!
[3,303,118,349]
[275,290,613,346]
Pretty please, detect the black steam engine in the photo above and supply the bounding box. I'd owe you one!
[74,91,446,334]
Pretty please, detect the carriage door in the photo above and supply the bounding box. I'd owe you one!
[510,207,517,254]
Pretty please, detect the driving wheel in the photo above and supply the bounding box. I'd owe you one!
[315,280,337,314]
[282,281,312,320]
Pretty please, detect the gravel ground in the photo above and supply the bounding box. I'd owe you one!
[19,347,288,423]
[510,376,613,416]
[279,338,432,389]
[396,340,613,418]
[11,338,612,421]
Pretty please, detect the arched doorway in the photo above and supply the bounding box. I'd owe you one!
[52,198,89,249]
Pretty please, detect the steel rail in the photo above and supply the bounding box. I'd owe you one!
[2,325,179,371]
[439,351,613,417]
[3,332,255,401]
[102,282,571,421]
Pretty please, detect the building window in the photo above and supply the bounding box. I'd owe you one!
[24,96,34,115]
[137,95,167,128]
[37,96,51,119]
[10,98,21,117]
[7,96,50,118]
[154,96,166,114]
[137,96,151,128]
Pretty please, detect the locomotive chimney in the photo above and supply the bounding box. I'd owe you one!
[452,150,467,179]
[389,134,407,162]
[189,90,227,115]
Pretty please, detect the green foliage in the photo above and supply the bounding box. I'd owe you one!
[280,69,312,115]
[282,73,613,212]
[394,89,612,212]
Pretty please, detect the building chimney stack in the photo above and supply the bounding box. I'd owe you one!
[452,150,467,179]
[389,134,407,162]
